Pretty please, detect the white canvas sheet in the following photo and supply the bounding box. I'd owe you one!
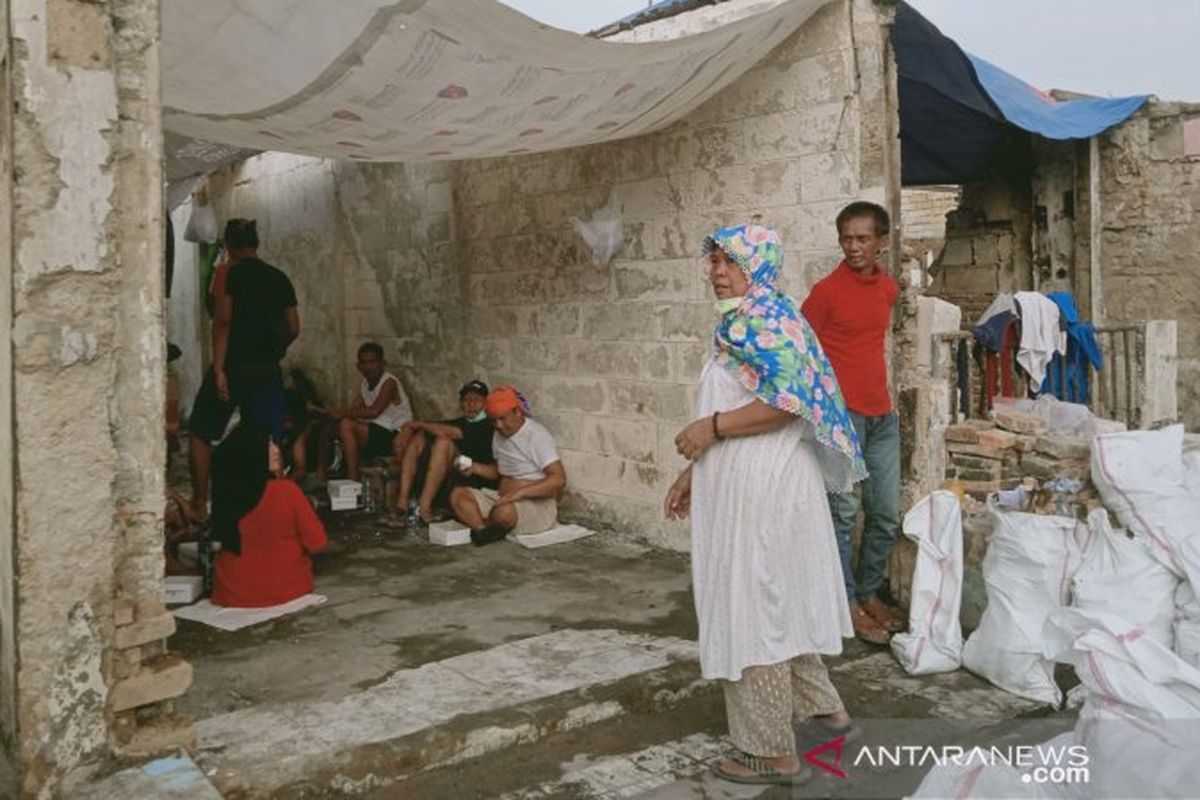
[162,0,828,168]
[172,594,327,631]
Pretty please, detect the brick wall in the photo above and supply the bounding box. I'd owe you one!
[900,186,959,240]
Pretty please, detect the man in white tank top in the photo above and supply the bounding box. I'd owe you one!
[320,341,412,482]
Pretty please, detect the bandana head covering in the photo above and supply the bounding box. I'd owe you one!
[704,224,866,491]
[486,385,531,417]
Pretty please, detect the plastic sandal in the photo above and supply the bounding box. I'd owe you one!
[711,750,809,786]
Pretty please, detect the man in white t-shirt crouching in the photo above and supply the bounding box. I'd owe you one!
[450,386,566,546]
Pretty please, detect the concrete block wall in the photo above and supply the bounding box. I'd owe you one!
[451,0,893,549]
[1097,102,1200,429]
[900,186,959,240]
[332,160,463,418]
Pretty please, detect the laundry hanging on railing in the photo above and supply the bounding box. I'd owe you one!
[1042,292,1103,404]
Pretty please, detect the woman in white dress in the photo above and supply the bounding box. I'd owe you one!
[664,224,867,785]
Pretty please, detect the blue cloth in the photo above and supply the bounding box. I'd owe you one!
[971,310,1015,352]
[828,412,901,601]
[968,55,1148,142]
[1041,292,1102,404]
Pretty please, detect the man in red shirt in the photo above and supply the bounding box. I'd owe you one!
[801,201,902,645]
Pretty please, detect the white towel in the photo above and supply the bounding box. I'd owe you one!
[1013,291,1066,387]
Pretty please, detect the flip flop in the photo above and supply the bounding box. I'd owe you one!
[711,750,810,786]
[379,514,410,530]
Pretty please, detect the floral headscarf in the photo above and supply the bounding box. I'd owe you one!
[704,224,866,492]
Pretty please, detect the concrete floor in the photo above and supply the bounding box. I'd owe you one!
[170,508,1074,799]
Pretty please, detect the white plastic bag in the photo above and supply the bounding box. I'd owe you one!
[1091,425,1200,582]
[1043,607,1200,798]
[569,195,624,266]
[1071,508,1178,649]
[961,508,1081,705]
[183,199,218,243]
[891,491,964,675]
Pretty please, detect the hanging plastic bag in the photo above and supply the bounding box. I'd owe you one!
[183,198,218,243]
[569,195,624,266]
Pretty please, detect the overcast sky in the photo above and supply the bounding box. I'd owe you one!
[500,0,1200,102]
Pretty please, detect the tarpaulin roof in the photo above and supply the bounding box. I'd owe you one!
[162,0,828,183]
[892,1,1149,185]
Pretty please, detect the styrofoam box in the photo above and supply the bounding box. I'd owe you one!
[327,479,362,500]
[165,575,203,605]
[330,497,359,512]
[428,521,472,546]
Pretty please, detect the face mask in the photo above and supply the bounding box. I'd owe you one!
[469,410,487,423]
[714,296,743,316]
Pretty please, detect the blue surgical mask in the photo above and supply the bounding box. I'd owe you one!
[714,296,743,315]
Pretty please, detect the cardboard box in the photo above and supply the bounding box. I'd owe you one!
[164,575,203,605]
[428,521,472,546]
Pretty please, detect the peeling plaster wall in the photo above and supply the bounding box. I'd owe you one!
[207,153,345,405]
[5,0,169,794]
[0,0,16,771]
[334,161,462,417]
[1096,102,1200,429]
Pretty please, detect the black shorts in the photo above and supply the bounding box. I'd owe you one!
[190,364,285,443]
[364,423,398,458]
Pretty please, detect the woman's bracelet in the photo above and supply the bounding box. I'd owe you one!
[712,411,724,441]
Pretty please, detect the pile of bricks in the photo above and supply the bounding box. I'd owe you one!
[110,596,195,756]
[943,407,1110,513]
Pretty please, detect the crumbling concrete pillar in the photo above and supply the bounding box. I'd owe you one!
[1142,320,1178,427]
[1,1,190,795]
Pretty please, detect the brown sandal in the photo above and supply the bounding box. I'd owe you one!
[861,596,905,633]
[852,605,891,645]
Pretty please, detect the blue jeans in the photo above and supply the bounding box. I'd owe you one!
[827,412,900,603]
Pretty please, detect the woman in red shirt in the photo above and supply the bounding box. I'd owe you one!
[210,423,327,607]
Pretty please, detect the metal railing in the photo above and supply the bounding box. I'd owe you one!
[931,323,1146,428]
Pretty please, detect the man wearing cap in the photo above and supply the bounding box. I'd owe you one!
[449,386,566,545]
[387,380,497,525]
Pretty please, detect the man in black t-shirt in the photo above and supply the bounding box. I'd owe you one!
[187,218,299,519]
[385,380,497,525]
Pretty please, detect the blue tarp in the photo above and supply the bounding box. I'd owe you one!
[968,54,1147,142]
[893,2,1150,184]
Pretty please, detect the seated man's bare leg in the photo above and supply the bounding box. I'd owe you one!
[470,500,517,546]
[486,501,518,533]
[418,437,457,522]
[339,418,368,481]
[314,420,338,484]
[394,433,427,512]
[449,486,487,530]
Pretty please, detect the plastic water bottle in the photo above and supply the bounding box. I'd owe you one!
[362,479,375,513]
[408,498,419,524]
